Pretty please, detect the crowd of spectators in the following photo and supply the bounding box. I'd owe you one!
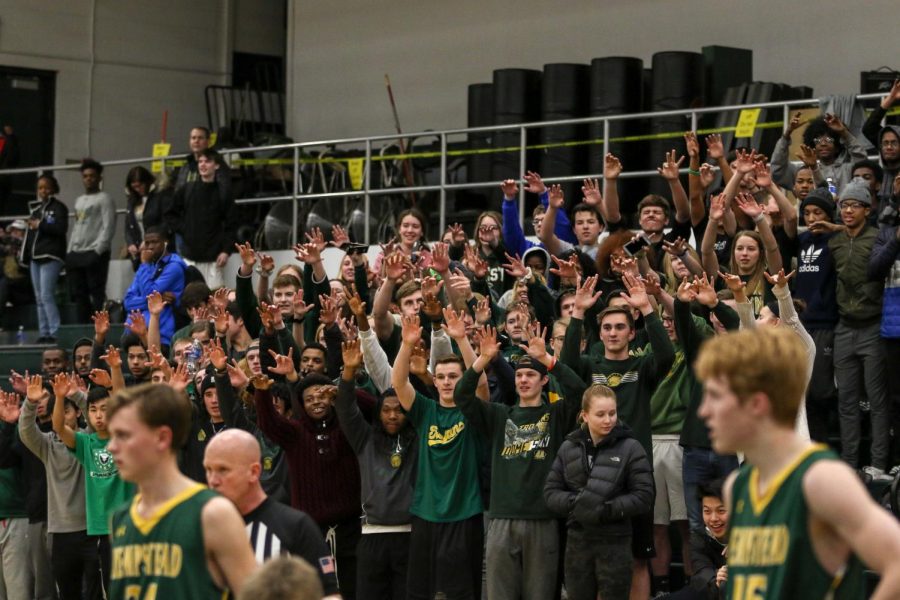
[1,81,900,599]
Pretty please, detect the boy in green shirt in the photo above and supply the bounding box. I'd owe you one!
[392,310,486,600]
[49,373,134,592]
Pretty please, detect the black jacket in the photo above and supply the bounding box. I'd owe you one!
[544,422,653,537]
[165,179,237,262]
[689,529,727,600]
[22,197,68,264]
[124,188,170,249]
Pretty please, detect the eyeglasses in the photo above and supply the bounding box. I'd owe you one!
[840,201,865,210]
[813,136,834,145]
[881,139,900,148]
[531,219,543,227]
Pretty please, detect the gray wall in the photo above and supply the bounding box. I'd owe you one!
[287,0,895,141]
[0,0,284,246]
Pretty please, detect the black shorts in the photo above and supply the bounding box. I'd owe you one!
[407,514,484,600]
[631,511,656,559]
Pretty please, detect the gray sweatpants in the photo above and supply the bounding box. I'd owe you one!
[485,518,558,600]
[0,518,32,600]
[834,321,890,469]
[28,521,55,600]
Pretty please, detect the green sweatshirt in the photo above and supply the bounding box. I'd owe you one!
[561,313,675,457]
[0,466,25,519]
[455,364,586,519]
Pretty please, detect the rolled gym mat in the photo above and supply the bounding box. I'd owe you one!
[491,68,542,211]
[648,51,705,198]
[588,57,644,218]
[540,63,589,210]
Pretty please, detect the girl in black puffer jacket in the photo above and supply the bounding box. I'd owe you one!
[544,384,654,600]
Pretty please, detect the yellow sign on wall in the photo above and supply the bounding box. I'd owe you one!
[151,143,171,174]
[734,109,762,138]
[348,158,365,190]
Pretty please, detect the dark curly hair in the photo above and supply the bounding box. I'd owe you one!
[802,117,844,156]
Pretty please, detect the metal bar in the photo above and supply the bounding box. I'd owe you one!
[0,93,887,178]
[291,146,299,247]
[518,126,526,229]
[602,119,610,196]
[439,133,447,235]
[364,139,372,244]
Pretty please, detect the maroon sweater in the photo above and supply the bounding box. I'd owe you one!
[255,388,365,526]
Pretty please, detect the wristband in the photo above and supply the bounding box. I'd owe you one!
[752,213,766,224]
[687,168,701,176]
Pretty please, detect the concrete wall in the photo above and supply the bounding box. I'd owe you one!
[287,0,896,141]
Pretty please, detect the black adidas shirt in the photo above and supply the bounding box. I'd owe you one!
[244,497,339,595]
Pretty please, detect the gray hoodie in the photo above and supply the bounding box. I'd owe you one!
[18,400,87,533]
[67,191,116,254]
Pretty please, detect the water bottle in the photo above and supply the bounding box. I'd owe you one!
[826,177,837,199]
[185,339,202,377]
[16,326,25,345]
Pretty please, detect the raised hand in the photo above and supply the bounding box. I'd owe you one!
[463,246,488,279]
[620,272,651,312]
[347,289,367,318]
[250,374,273,391]
[658,149,685,180]
[409,342,429,377]
[293,242,321,265]
[643,271,663,298]
[823,113,847,135]
[448,269,474,299]
[208,338,228,371]
[694,273,719,307]
[293,295,313,320]
[341,339,363,371]
[477,325,501,361]
[146,291,167,316]
[474,296,491,325]
[26,374,44,403]
[763,268,796,289]
[662,236,689,257]
[0,391,21,423]
[431,241,451,273]
[317,293,339,326]
[604,153,623,179]
[611,253,639,277]
[92,310,110,341]
[89,369,112,389]
[500,178,519,198]
[210,287,231,312]
[786,111,803,135]
[519,321,549,361]
[684,132,700,158]
[676,277,697,303]
[699,163,716,189]
[51,373,69,399]
[733,148,758,174]
[421,275,443,299]
[422,292,443,323]
[548,184,564,209]
[127,310,147,338]
[305,227,327,254]
[447,223,467,246]
[257,303,275,332]
[338,317,359,342]
[523,170,547,194]
[235,242,257,269]
[574,274,603,313]
[9,370,27,395]
[796,144,817,168]
[882,79,900,109]
[267,348,297,378]
[705,134,725,160]
[734,192,764,220]
[169,363,190,392]
[331,224,351,248]
[400,314,422,346]
[440,307,466,340]
[754,162,773,188]
[101,346,121,369]
[581,178,602,206]
[708,193,726,222]
[225,360,249,390]
[502,253,527,279]
[717,270,745,294]
[383,252,409,282]
[549,254,578,280]
[210,305,229,336]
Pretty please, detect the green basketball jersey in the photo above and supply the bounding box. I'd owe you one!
[109,483,226,600]
[727,444,864,600]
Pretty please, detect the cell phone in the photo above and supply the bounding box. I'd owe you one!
[623,233,652,257]
[345,243,369,255]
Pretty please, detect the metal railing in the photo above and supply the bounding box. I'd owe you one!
[0,92,885,247]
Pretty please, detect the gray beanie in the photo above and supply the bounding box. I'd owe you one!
[839,178,872,206]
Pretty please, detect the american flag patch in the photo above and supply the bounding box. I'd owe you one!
[319,556,335,574]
